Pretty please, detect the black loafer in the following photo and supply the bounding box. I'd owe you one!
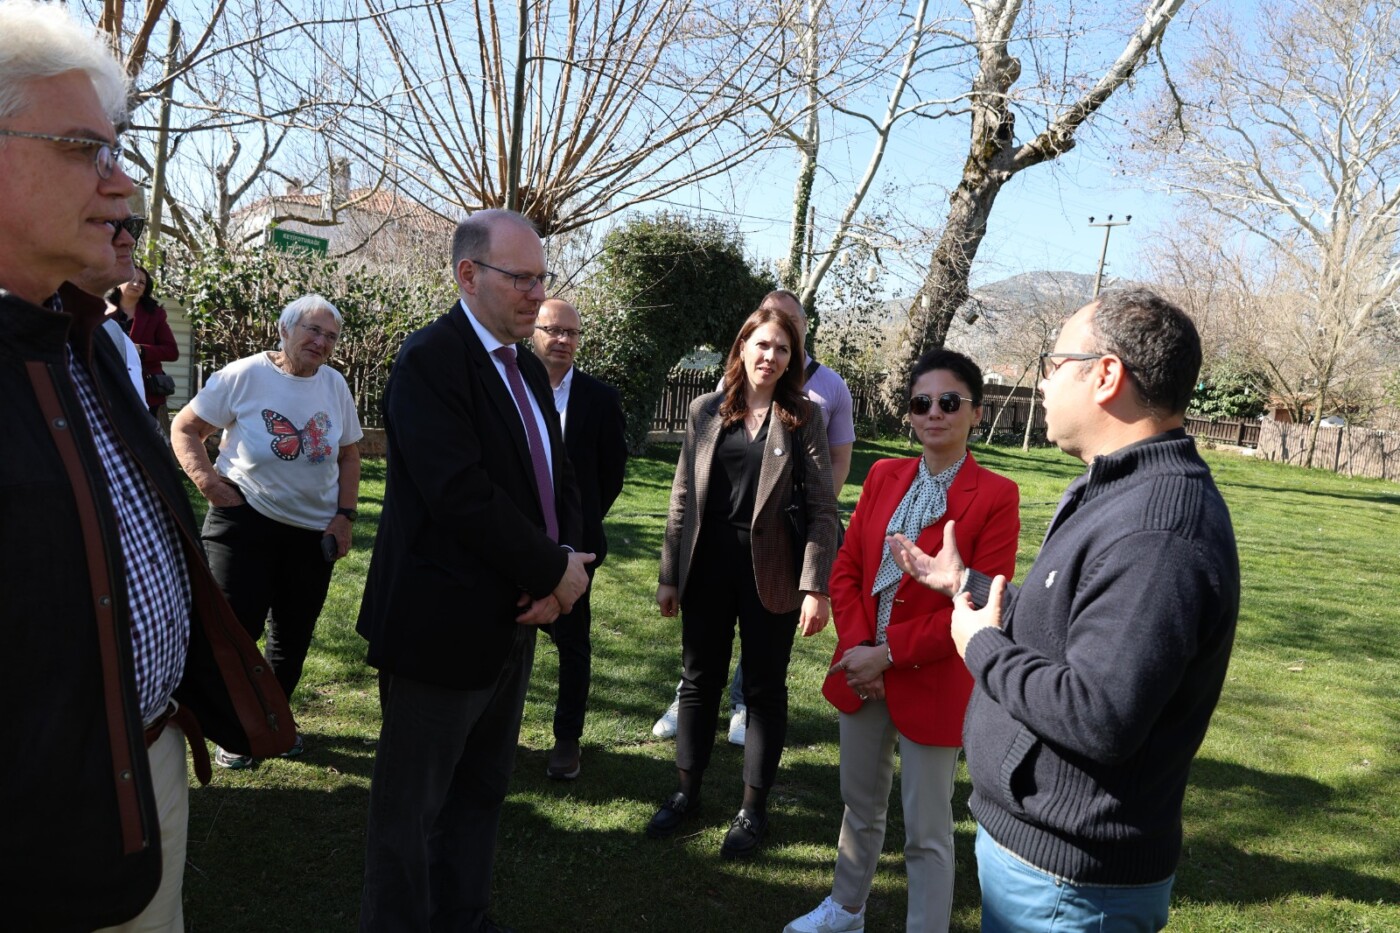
[720,808,768,859]
[646,791,701,838]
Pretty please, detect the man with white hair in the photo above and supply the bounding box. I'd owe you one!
[0,3,293,929]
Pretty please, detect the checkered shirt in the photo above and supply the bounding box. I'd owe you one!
[68,347,190,723]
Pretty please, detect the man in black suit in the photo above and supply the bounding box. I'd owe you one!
[357,210,592,933]
[531,298,628,780]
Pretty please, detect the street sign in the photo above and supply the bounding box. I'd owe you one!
[269,227,329,256]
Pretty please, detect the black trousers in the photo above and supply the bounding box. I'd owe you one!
[676,522,799,790]
[360,626,535,932]
[544,573,593,741]
[201,502,334,703]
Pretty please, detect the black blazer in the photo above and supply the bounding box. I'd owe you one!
[562,368,627,564]
[357,303,583,690]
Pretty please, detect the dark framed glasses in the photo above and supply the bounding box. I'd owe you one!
[536,324,580,340]
[1039,352,1104,380]
[473,259,557,293]
[909,392,975,415]
[113,216,146,243]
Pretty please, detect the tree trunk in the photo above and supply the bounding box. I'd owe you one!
[985,359,1034,444]
[886,172,1007,410]
[884,0,1184,414]
[786,137,818,291]
[1304,383,1327,469]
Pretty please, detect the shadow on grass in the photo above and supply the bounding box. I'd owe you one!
[185,778,370,931]
[1176,757,1400,908]
[1218,480,1400,508]
[496,746,983,932]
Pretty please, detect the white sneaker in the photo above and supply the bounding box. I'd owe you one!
[727,703,748,746]
[652,696,681,739]
[783,897,865,933]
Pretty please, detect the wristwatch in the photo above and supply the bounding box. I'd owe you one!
[335,507,358,522]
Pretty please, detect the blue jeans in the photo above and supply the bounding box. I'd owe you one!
[975,826,1173,932]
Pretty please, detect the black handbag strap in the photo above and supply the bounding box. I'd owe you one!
[805,357,820,381]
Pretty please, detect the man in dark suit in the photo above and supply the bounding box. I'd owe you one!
[531,298,628,780]
[357,210,592,933]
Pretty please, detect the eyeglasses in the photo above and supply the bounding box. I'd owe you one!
[113,216,146,243]
[473,259,556,293]
[298,322,340,343]
[536,325,580,341]
[1039,352,1104,380]
[0,129,124,179]
[909,392,976,416]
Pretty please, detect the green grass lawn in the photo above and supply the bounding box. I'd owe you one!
[180,440,1400,932]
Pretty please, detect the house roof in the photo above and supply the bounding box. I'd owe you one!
[238,186,457,236]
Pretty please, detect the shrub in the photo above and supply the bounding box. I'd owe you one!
[163,241,455,426]
[577,213,774,451]
[1191,353,1269,420]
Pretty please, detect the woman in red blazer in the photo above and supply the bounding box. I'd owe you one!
[106,264,178,418]
[785,349,1020,933]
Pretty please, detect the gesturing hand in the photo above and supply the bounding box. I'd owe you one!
[951,574,1006,658]
[887,521,965,596]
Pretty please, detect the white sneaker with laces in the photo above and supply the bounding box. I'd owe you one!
[727,703,748,746]
[783,896,865,933]
[652,696,681,739]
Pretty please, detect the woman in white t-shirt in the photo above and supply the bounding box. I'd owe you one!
[172,295,364,769]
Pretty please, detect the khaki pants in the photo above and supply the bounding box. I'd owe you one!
[97,724,188,933]
[831,699,960,933]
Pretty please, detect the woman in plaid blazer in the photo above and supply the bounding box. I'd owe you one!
[785,349,1020,933]
[648,303,840,859]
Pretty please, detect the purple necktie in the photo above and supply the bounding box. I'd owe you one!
[493,346,558,541]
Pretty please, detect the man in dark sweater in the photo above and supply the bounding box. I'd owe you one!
[891,288,1239,931]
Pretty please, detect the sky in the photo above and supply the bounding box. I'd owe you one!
[130,0,1198,295]
[630,1,1208,298]
[644,130,1170,298]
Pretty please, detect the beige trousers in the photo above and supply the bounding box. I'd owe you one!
[97,724,188,933]
[831,698,960,933]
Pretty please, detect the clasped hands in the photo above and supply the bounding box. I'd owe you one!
[827,644,890,700]
[516,550,595,626]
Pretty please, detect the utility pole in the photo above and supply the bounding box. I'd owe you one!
[1088,214,1131,297]
[146,18,180,267]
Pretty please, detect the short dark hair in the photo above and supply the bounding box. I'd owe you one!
[451,209,536,268]
[1090,288,1201,416]
[907,348,985,407]
[762,289,804,318]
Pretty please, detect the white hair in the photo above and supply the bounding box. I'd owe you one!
[277,294,343,350]
[0,1,128,122]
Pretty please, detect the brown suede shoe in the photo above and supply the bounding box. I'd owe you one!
[546,738,581,780]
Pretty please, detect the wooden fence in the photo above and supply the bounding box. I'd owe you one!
[1183,415,1261,448]
[649,376,1050,440]
[1257,420,1400,482]
[651,371,717,433]
[650,378,1400,483]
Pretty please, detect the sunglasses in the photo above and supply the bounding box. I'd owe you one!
[112,216,146,243]
[909,392,975,415]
